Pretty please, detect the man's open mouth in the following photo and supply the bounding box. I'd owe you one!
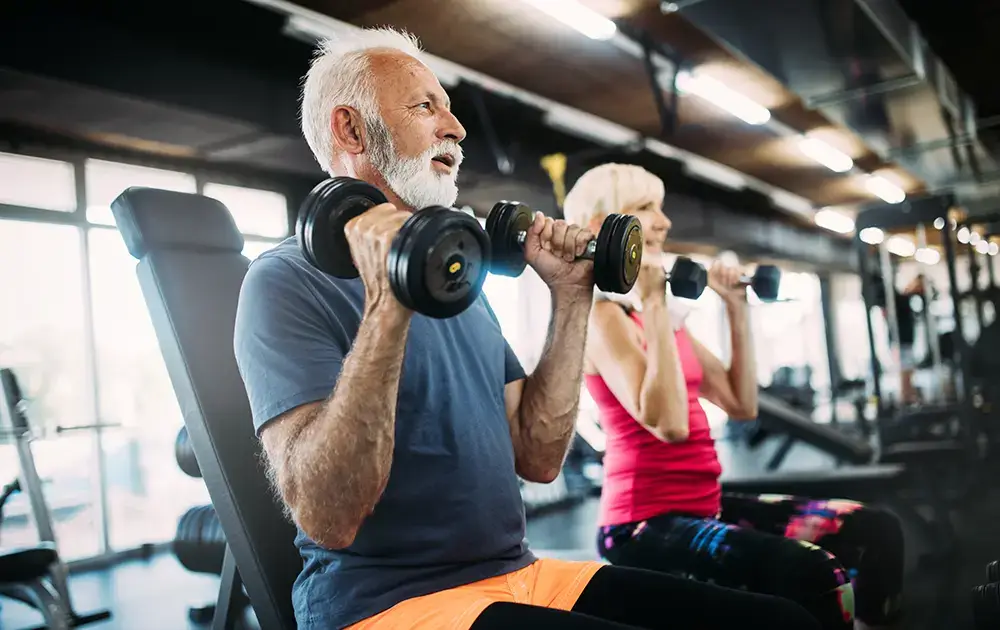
[432,154,455,168]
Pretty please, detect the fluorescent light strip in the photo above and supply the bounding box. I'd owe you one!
[799,137,854,173]
[675,70,771,125]
[859,227,885,244]
[886,235,915,257]
[914,247,940,264]
[865,175,906,204]
[814,208,855,234]
[517,0,617,41]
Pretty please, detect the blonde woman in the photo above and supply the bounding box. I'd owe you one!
[567,164,905,630]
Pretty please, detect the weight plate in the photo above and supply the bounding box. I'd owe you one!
[295,177,387,278]
[594,214,643,294]
[174,427,201,479]
[486,202,531,277]
[389,207,489,318]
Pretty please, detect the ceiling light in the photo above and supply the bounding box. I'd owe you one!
[865,174,906,204]
[970,231,982,245]
[976,240,990,254]
[914,247,940,265]
[814,208,855,234]
[990,242,999,256]
[933,217,946,229]
[675,70,771,125]
[957,226,971,243]
[518,0,617,40]
[859,227,884,244]
[798,137,854,173]
[887,235,915,257]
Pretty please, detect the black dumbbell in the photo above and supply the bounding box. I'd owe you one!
[296,177,490,319]
[667,257,782,301]
[988,560,1000,583]
[485,201,644,294]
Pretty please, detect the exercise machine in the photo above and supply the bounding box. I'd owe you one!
[0,368,111,630]
[111,187,299,629]
[172,426,250,624]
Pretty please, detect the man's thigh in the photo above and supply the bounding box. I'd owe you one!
[349,559,604,630]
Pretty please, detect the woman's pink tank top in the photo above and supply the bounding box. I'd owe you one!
[585,309,723,526]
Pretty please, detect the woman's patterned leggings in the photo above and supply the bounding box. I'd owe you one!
[597,494,905,629]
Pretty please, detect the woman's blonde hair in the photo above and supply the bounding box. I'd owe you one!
[562,163,665,227]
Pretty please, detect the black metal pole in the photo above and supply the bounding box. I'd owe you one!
[819,274,842,424]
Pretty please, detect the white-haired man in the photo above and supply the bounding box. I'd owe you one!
[233,27,820,630]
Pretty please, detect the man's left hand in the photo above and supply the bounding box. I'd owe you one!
[707,260,748,305]
[523,212,595,293]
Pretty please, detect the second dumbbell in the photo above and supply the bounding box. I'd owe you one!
[667,257,782,301]
[486,201,644,294]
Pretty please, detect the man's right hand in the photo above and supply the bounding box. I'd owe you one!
[344,203,413,314]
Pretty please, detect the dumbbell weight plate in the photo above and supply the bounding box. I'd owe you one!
[295,178,388,278]
[486,201,532,277]
[594,214,643,294]
[388,207,490,319]
[751,264,781,301]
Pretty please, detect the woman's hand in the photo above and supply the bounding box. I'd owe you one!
[707,260,748,306]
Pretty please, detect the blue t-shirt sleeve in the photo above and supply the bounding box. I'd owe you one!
[234,256,352,435]
[480,296,526,384]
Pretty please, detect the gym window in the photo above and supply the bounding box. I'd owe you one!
[202,183,290,239]
[0,152,76,212]
[85,159,197,226]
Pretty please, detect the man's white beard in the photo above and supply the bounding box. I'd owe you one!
[366,118,463,210]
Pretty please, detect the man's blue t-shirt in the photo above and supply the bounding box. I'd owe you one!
[233,238,536,629]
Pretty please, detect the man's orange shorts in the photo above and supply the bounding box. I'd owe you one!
[348,559,604,630]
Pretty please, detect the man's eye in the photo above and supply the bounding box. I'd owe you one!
[419,102,432,110]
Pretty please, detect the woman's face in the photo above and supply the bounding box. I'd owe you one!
[625,196,671,263]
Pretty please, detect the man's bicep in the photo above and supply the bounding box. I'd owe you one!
[234,258,350,435]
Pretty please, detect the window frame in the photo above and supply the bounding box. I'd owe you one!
[0,147,293,565]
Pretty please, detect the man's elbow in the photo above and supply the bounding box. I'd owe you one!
[518,462,562,484]
[298,511,362,550]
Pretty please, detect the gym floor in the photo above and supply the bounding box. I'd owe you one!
[2,439,995,630]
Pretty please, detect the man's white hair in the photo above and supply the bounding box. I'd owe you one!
[563,163,665,227]
[301,27,424,174]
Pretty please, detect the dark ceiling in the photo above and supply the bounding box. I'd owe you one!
[898,0,1000,122]
[10,0,995,269]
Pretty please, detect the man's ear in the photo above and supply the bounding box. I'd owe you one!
[330,105,365,155]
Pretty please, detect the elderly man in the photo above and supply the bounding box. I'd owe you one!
[233,27,819,630]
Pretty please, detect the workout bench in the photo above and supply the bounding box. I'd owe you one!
[111,187,299,629]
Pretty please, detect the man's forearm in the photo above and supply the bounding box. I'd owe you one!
[517,288,593,481]
[288,302,410,547]
[726,302,758,417]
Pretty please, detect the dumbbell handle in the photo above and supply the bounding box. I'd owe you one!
[515,231,598,260]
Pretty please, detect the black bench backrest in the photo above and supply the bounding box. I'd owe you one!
[111,187,299,629]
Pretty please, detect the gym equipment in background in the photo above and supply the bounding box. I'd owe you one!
[0,368,112,630]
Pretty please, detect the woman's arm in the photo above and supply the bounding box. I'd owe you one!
[689,301,758,420]
[587,299,690,441]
